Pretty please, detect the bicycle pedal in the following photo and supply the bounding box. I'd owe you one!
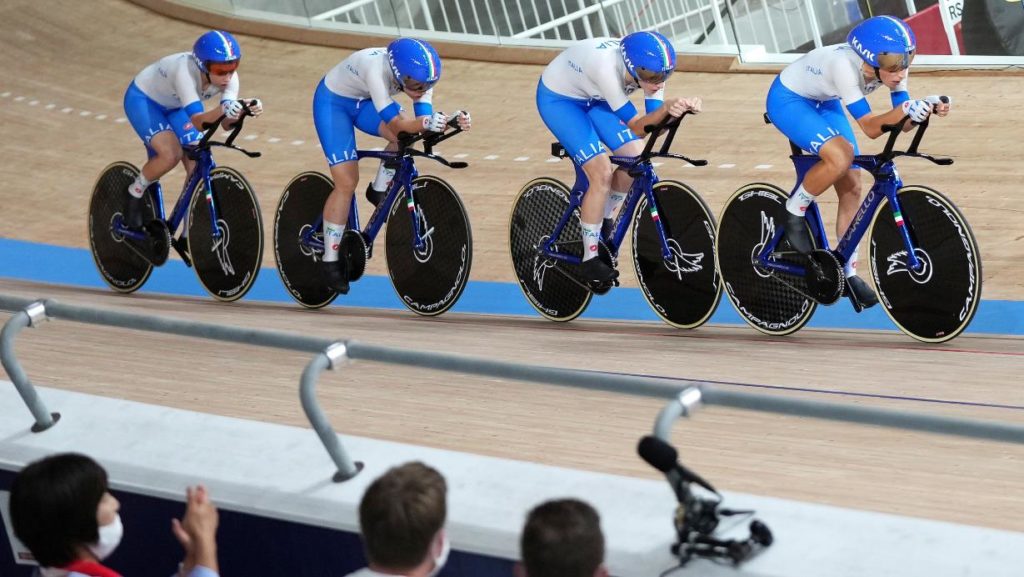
[587,278,618,295]
[171,237,193,268]
[844,276,878,313]
[124,228,169,267]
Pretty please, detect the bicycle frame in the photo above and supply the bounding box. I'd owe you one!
[299,153,422,252]
[542,156,659,266]
[115,107,258,244]
[756,117,944,277]
[299,122,466,254]
[541,115,703,266]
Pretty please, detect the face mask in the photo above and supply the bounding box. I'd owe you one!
[426,534,450,577]
[87,514,123,561]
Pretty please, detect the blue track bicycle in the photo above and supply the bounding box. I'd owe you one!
[89,103,263,301]
[716,107,981,342]
[509,114,721,327]
[273,117,471,315]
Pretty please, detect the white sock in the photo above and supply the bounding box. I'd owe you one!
[371,162,396,192]
[128,174,152,198]
[581,222,601,261]
[322,220,346,262]
[786,184,815,216]
[604,190,628,220]
[845,248,859,278]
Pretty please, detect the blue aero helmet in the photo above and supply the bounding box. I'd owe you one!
[387,38,442,91]
[620,31,676,84]
[193,30,242,75]
[847,16,916,72]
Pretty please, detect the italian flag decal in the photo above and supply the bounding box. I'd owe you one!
[407,196,415,212]
[649,204,660,222]
[894,210,905,227]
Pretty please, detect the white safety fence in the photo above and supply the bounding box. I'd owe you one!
[172,0,1022,64]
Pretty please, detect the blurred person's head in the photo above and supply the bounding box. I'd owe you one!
[10,453,123,568]
[518,498,607,577]
[359,461,448,576]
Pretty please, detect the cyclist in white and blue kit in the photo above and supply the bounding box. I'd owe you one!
[312,38,472,294]
[122,30,263,238]
[766,15,951,307]
[536,32,701,285]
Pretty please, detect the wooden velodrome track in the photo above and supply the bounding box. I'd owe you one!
[1,0,1022,535]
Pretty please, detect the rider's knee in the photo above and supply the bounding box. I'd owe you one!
[820,139,854,176]
[332,178,358,196]
[582,157,614,190]
[331,165,359,193]
[152,144,182,168]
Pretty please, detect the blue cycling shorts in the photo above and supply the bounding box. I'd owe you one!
[312,78,384,166]
[123,82,202,158]
[536,80,639,166]
[765,76,860,156]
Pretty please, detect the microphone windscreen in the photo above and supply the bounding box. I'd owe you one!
[637,435,678,473]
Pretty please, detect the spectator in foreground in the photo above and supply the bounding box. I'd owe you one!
[518,498,607,577]
[345,461,449,577]
[10,452,220,577]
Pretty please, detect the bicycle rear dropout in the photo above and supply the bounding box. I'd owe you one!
[717,104,981,342]
[89,103,264,302]
[274,115,472,315]
[509,113,721,326]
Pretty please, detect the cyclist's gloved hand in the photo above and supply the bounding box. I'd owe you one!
[222,99,245,120]
[923,95,952,116]
[666,97,702,118]
[422,111,448,133]
[665,98,687,118]
[901,99,932,123]
[245,98,264,117]
[454,110,472,131]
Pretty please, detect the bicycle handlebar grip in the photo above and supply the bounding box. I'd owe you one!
[880,117,909,133]
[643,111,689,133]
[202,111,231,130]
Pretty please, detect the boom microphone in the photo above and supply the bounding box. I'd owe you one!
[637,435,717,494]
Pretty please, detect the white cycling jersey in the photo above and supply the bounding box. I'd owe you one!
[779,44,906,112]
[541,38,663,112]
[324,47,433,113]
[133,52,239,111]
